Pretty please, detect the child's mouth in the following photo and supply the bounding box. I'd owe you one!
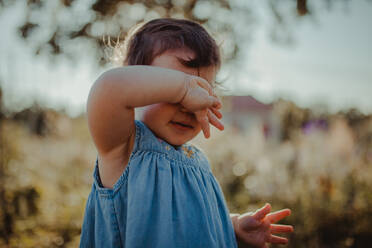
[170,121,193,130]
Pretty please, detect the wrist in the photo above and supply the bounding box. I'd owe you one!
[178,72,191,104]
[230,213,240,232]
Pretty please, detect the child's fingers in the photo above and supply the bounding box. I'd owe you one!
[268,235,288,245]
[188,75,213,95]
[184,95,219,112]
[270,224,294,234]
[207,109,224,131]
[211,96,222,109]
[209,96,221,109]
[210,92,222,109]
[195,111,210,138]
[266,209,291,224]
[253,203,271,221]
[210,107,223,119]
[202,121,210,138]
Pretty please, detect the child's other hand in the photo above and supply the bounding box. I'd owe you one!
[181,74,224,138]
[233,203,294,248]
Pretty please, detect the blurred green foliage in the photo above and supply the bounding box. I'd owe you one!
[1,90,372,247]
[0,88,94,247]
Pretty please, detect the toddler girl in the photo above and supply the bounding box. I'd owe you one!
[80,18,293,248]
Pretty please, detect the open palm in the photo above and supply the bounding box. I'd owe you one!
[234,203,294,248]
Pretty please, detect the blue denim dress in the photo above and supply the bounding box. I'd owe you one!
[79,120,238,248]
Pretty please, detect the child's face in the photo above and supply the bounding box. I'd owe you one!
[141,48,217,146]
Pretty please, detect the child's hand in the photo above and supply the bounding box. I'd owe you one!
[232,203,294,248]
[180,74,224,138]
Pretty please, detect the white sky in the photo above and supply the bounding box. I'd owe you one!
[230,0,372,113]
[0,0,371,117]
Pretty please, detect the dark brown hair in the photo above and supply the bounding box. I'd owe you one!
[117,18,221,70]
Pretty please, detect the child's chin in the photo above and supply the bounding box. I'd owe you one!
[166,137,188,146]
[168,139,186,146]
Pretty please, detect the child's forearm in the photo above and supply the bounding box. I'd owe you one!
[94,66,188,108]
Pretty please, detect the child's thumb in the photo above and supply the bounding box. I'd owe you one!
[254,203,271,221]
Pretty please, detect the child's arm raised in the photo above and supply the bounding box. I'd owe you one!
[87,65,219,155]
[86,66,221,187]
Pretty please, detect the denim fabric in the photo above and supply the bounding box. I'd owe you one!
[79,120,238,248]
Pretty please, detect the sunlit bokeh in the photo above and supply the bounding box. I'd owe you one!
[0,0,371,247]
